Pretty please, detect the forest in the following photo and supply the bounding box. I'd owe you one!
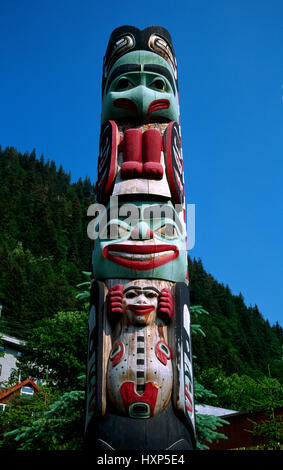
[0,146,282,449]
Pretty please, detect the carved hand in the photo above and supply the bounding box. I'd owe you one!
[157,288,174,323]
[106,284,124,318]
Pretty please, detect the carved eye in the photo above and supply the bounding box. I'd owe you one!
[150,79,166,91]
[99,223,129,239]
[156,223,177,239]
[144,291,158,300]
[125,291,137,299]
[115,78,133,91]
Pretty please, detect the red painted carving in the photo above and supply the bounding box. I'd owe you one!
[114,98,138,114]
[106,284,124,318]
[120,127,163,180]
[120,381,158,417]
[185,384,193,413]
[127,305,155,316]
[110,341,125,366]
[130,227,154,240]
[96,120,119,203]
[157,288,174,322]
[163,121,184,204]
[155,340,171,365]
[147,99,170,115]
[142,128,163,180]
[103,243,179,270]
[121,128,143,179]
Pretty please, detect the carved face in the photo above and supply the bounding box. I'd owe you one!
[92,201,187,282]
[101,51,179,124]
[122,284,160,326]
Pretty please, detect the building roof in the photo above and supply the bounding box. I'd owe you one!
[0,378,42,403]
[195,404,238,416]
[0,333,25,349]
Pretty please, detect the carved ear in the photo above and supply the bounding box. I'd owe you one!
[157,288,174,323]
[106,284,124,318]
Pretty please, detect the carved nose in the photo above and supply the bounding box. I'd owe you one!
[130,224,154,240]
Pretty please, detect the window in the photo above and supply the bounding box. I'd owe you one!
[21,386,34,396]
[9,368,19,381]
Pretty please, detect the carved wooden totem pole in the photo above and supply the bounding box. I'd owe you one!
[85,26,196,450]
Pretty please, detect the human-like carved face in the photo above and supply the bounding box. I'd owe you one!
[122,284,160,326]
[92,200,187,282]
[101,51,179,124]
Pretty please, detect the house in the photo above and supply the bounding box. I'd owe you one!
[0,378,43,411]
[0,333,25,383]
[207,406,283,450]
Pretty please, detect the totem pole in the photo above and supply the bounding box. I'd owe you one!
[85,26,196,450]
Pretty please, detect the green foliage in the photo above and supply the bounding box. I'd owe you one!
[247,368,283,450]
[190,305,209,339]
[0,275,88,450]
[0,386,53,448]
[196,366,283,412]
[191,310,229,449]
[248,412,283,450]
[0,146,94,335]
[195,413,228,450]
[188,257,283,382]
[18,311,88,389]
[75,271,91,310]
[2,379,85,450]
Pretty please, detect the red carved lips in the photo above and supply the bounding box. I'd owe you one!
[113,98,170,116]
[127,305,155,316]
[102,243,179,270]
[114,98,138,114]
[147,99,170,115]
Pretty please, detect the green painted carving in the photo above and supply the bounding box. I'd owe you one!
[129,402,151,418]
[101,51,179,124]
[92,200,187,282]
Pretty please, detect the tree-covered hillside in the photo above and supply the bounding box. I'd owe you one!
[0,145,282,382]
[188,257,283,382]
[0,146,94,333]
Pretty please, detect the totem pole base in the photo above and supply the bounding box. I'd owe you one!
[85,400,194,451]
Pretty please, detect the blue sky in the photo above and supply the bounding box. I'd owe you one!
[1,0,282,326]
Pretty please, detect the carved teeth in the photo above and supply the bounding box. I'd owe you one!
[108,250,173,260]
